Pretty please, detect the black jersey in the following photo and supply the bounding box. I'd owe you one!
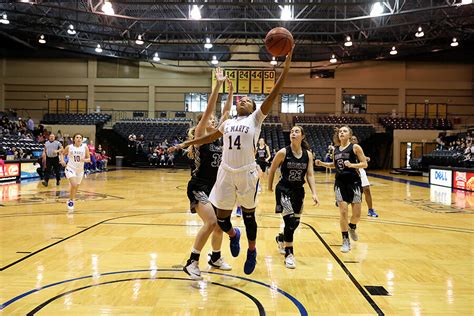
[279,146,309,187]
[256,145,268,161]
[192,139,222,183]
[334,143,359,179]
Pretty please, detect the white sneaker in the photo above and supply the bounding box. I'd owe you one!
[183,260,203,280]
[285,254,296,269]
[341,238,351,253]
[276,234,285,255]
[67,200,74,211]
[208,256,232,271]
[349,228,358,241]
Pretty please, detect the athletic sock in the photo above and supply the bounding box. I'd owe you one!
[349,223,357,230]
[210,251,221,262]
[342,231,349,239]
[284,246,294,257]
[190,248,200,261]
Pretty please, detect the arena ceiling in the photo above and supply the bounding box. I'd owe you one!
[0,0,473,66]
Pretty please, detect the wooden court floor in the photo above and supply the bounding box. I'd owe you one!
[0,168,473,315]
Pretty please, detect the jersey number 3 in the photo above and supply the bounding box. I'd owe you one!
[228,135,241,150]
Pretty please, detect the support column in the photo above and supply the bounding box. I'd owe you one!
[335,87,342,115]
[148,85,155,118]
[0,83,4,111]
[87,84,94,113]
[398,87,406,116]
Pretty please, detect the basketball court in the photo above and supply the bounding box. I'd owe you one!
[1,169,472,315]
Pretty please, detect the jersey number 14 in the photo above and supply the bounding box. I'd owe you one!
[228,135,241,150]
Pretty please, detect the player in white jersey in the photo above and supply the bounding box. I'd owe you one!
[172,46,294,275]
[60,133,91,211]
[350,135,378,217]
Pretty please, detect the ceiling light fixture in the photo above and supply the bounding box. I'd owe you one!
[153,52,160,62]
[390,46,398,55]
[370,2,384,16]
[330,54,337,63]
[211,55,218,65]
[460,0,472,5]
[190,5,201,20]
[95,44,103,53]
[135,34,144,45]
[38,34,46,44]
[0,14,10,25]
[67,24,76,35]
[344,36,352,47]
[280,5,293,20]
[450,37,459,47]
[204,37,213,49]
[415,26,424,38]
[270,57,277,65]
[101,1,115,15]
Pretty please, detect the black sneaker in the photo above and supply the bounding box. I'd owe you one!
[56,180,60,186]
[42,181,48,187]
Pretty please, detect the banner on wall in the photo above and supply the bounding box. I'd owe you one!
[453,171,474,191]
[21,162,40,179]
[211,69,275,94]
[429,168,452,188]
[0,163,21,183]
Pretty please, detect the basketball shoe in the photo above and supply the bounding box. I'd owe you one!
[183,259,203,280]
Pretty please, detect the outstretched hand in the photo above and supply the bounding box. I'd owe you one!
[215,67,226,83]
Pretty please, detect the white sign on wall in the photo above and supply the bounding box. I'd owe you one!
[430,168,452,188]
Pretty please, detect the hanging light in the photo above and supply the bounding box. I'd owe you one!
[450,37,459,47]
[0,14,10,25]
[95,44,103,53]
[153,52,160,62]
[370,2,384,16]
[330,54,337,63]
[38,34,46,44]
[280,5,293,20]
[211,55,218,65]
[190,5,201,20]
[67,24,76,35]
[460,0,472,5]
[135,34,144,45]
[101,1,115,15]
[390,46,397,55]
[204,37,213,49]
[344,36,352,47]
[415,26,424,38]
[270,57,277,65]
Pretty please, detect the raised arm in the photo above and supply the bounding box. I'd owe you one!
[260,46,294,115]
[268,148,286,191]
[219,78,234,125]
[195,67,226,138]
[305,151,320,205]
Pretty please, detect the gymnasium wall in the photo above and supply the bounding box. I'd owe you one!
[0,58,472,120]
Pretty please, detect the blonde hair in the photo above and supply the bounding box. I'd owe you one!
[186,114,205,159]
[333,125,353,146]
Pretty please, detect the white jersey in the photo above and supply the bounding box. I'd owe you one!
[218,108,266,169]
[67,144,87,171]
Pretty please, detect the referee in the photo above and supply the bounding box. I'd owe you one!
[42,133,63,187]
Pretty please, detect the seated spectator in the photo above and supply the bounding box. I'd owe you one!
[148,147,160,166]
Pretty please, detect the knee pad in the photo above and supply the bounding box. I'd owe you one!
[217,215,232,233]
[243,211,257,241]
[283,214,300,243]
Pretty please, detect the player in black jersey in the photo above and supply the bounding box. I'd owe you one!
[316,126,368,253]
[268,125,319,269]
[182,68,234,280]
[256,138,271,174]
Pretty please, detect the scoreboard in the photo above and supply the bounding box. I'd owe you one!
[212,69,275,94]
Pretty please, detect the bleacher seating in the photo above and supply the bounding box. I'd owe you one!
[119,118,192,124]
[294,116,368,125]
[264,115,281,124]
[260,125,287,151]
[41,113,111,125]
[1,135,43,156]
[303,125,375,160]
[380,117,452,130]
[113,121,189,143]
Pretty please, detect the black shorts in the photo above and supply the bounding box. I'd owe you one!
[257,160,268,172]
[275,182,305,215]
[334,176,362,204]
[187,178,215,213]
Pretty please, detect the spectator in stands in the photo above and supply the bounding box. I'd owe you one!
[435,132,446,150]
[148,146,160,166]
[27,117,34,132]
[136,135,145,153]
[167,151,175,166]
[57,130,64,144]
[100,151,110,169]
[42,133,63,187]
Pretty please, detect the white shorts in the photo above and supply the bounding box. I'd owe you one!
[65,166,84,185]
[359,168,370,187]
[209,162,259,210]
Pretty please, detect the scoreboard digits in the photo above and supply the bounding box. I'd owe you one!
[212,69,275,94]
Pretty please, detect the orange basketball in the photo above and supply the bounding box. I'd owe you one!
[265,27,294,57]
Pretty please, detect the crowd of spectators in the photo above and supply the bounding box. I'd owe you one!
[128,133,181,167]
[434,131,474,166]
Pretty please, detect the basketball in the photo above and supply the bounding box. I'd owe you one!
[265,27,294,57]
